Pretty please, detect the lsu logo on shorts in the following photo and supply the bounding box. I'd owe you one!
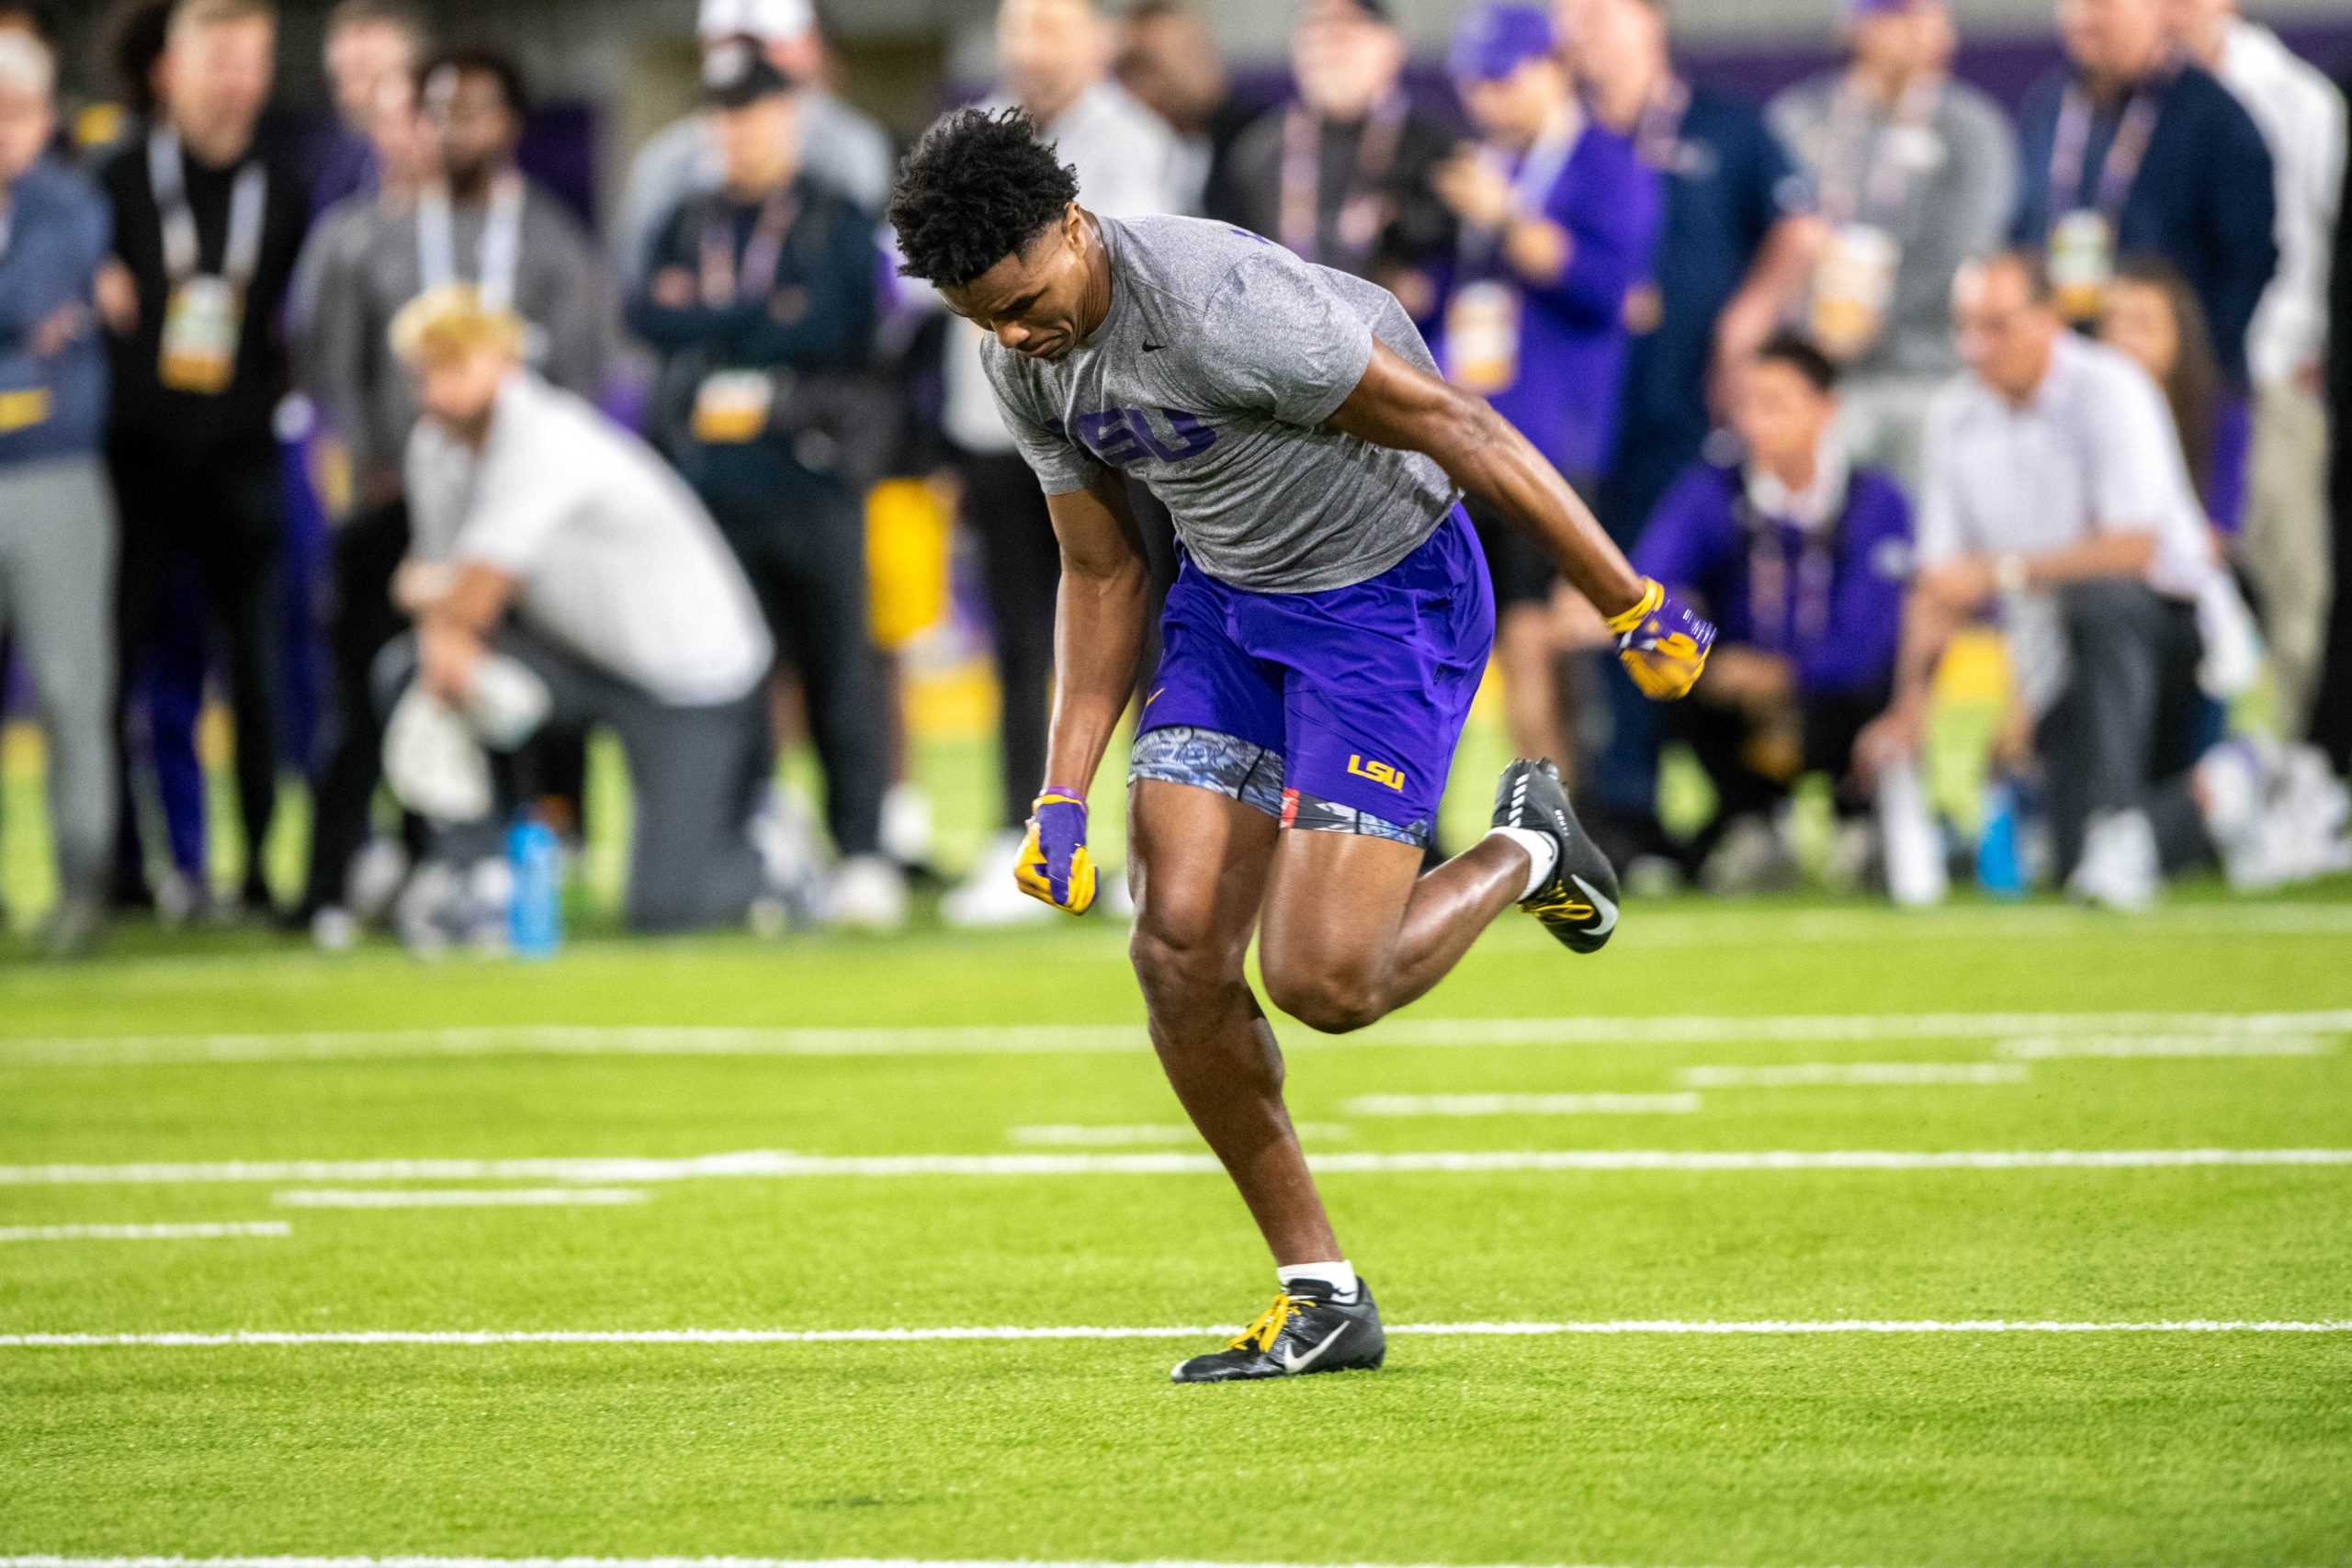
[1347,755,1407,793]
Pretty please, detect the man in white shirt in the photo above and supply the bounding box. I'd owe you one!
[389,285,783,935]
[1857,252,2343,908]
[614,0,894,288]
[937,0,1193,926]
[2167,0,2345,740]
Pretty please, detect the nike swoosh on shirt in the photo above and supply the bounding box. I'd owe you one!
[1141,342,1167,353]
[1571,874,1619,937]
[1277,1320,1351,1374]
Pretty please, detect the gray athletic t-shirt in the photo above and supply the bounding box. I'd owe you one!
[980,214,1459,593]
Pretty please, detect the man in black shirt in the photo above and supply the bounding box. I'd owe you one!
[1216,0,1454,309]
[96,0,308,918]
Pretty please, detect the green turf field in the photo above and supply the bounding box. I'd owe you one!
[4,685,2348,1566]
[5,866,2351,1565]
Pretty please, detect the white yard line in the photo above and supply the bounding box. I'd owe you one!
[2,1320,2346,1350]
[1678,1064,2030,1088]
[1341,1093,1701,1117]
[1008,1123,1351,1146]
[1995,1034,2337,1059]
[6,1009,2347,1066]
[0,1222,289,1243]
[271,1189,647,1209]
[4,1147,2350,1187]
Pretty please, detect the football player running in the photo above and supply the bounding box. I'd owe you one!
[889,108,1713,1383]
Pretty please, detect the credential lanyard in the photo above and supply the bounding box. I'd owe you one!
[696,186,797,308]
[1736,489,1838,651]
[2049,76,2162,223]
[1632,76,1691,172]
[1278,92,1408,267]
[419,173,526,310]
[148,129,266,286]
[1457,104,1582,271]
[1815,73,1942,228]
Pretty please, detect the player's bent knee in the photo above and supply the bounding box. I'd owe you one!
[1261,957,1387,1036]
[1129,921,1244,1005]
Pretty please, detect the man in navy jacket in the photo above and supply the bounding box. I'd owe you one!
[2011,0,2275,396]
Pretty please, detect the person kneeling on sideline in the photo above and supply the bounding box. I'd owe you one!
[1635,332,1915,896]
[1855,253,2347,910]
[379,284,799,944]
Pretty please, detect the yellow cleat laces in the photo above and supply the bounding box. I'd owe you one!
[1228,1293,1309,1353]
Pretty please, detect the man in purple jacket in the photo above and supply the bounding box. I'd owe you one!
[1435,3,1663,767]
[1637,332,1913,889]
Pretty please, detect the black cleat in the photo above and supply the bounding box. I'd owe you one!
[1170,1278,1386,1384]
[1494,758,1622,953]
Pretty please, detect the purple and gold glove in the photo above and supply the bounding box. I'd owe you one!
[1014,790,1097,915]
[1606,578,1717,701]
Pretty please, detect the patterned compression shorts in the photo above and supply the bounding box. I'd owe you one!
[1129,726,1429,848]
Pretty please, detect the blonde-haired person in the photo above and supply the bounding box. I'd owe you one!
[96,0,310,921]
[382,285,787,942]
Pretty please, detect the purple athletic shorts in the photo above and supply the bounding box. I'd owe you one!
[1131,506,1496,845]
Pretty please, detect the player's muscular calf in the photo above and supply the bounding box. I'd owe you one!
[1129,780,1342,1267]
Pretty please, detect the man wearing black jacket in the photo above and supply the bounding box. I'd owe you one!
[97,0,307,917]
[628,44,902,930]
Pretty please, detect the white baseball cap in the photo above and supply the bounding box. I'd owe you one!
[698,0,814,42]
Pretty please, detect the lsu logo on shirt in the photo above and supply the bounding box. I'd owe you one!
[1348,755,1407,793]
[1049,407,1218,470]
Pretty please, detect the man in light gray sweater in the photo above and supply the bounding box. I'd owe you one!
[1768,0,2016,491]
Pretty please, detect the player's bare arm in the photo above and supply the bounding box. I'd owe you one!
[1325,344,1714,699]
[1325,340,1645,620]
[1039,470,1152,798]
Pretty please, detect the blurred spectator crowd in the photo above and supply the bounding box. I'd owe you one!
[0,0,2347,956]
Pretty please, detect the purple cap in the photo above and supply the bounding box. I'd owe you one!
[1449,4,1558,85]
[1849,0,1916,15]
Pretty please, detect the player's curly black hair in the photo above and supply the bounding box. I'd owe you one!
[889,107,1080,288]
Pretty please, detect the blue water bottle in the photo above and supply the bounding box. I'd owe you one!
[507,815,563,959]
[1976,778,2027,900]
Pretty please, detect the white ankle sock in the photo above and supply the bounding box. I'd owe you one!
[1277,1260,1358,1302]
[1486,826,1558,900]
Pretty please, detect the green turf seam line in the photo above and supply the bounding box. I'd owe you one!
[6,1321,2350,1348]
[269,1189,647,1209]
[1340,1094,1702,1115]
[1675,1064,2030,1086]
